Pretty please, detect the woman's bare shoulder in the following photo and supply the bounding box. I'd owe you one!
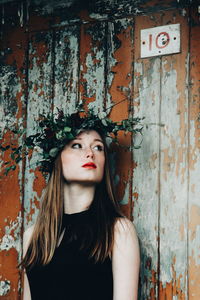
[114,217,138,237]
[113,217,140,269]
[113,217,139,252]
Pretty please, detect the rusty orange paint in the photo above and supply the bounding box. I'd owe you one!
[162,147,175,181]
[32,169,46,199]
[189,204,200,241]
[15,91,24,120]
[0,24,27,299]
[108,21,134,218]
[109,22,132,122]
[0,138,21,222]
[79,23,92,106]
[149,270,157,300]
[189,11,200,148]
[132,192,139,202]
[79,22,101,108]
[189,254,200,299]
[179,223,185,241]
[4,28,28,77]
[159,279,186,300]
[29,35,50,67]
[159,258,186,299]
[26,200,39,225]
[0,248,21,300]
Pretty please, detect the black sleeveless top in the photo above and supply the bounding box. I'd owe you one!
[26,209,113,300]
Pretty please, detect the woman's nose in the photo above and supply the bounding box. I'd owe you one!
[86,148,94,159]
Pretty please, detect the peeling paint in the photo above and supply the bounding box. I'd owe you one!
[189,255,200,298]
[189,204,200,242]
[54,25,79,114]
[133,16,161,297]
[80,21,107,114]
[188,9,200,298]
[24,31,53,230]
[0,65,20,129]
[0,214,22,253]
[0,280,11,296]
[120,181,130,205]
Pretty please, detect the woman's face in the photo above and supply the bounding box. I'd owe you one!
[61,130,105,184]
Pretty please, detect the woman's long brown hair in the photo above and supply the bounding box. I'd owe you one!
[21,132,122,268]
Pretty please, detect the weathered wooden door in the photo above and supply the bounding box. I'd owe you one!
[0,1,200,299]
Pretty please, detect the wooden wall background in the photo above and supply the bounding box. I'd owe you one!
[0,0,200,299]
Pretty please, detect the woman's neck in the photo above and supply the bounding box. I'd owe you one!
[63,182,95,214]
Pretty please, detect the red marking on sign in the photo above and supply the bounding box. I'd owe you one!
[155,32,170,49]
[149,34,152,51]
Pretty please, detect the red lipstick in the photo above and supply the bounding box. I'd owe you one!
[82,162,97,169]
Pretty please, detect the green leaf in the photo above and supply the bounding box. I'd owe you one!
[49,148,59,158]
[63,126,71,133]
[101,119,108,126]
[64,133,74,140]
[56,131,63,140]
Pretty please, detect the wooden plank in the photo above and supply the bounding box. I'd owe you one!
[53,25,80,113]
[106,18,134,217]
[23,30,53,230]
[0,27,27,299]
[79,21,107,114]
[27,0,184,24]
[132,13,161,299]
[188,7,200,299]
[159,10,189,299]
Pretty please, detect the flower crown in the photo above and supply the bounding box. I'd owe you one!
[1,107,143,175]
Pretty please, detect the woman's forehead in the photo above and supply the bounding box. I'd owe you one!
[75,130,103,141]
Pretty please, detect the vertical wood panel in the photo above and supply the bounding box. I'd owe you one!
[79,18,133,215]
[24,31,53,229]
[159,11,189,299]
[0,27,27,299]
[188,7,200,299]
[54,25,80,113]
[133,14,161,300]
[107,18,134,217]
[79,21,107,114]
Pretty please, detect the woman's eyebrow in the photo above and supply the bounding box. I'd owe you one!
[93,139,103,143]
[73,138,103,143]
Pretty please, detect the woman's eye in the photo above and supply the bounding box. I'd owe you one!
[71,143,82,149]
[93,145,104,151]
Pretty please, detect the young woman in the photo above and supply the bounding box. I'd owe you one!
[22,128,140,300]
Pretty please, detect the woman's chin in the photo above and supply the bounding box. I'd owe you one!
[63,177,102,185]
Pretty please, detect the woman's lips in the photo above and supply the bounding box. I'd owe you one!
[82,162,97,169]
